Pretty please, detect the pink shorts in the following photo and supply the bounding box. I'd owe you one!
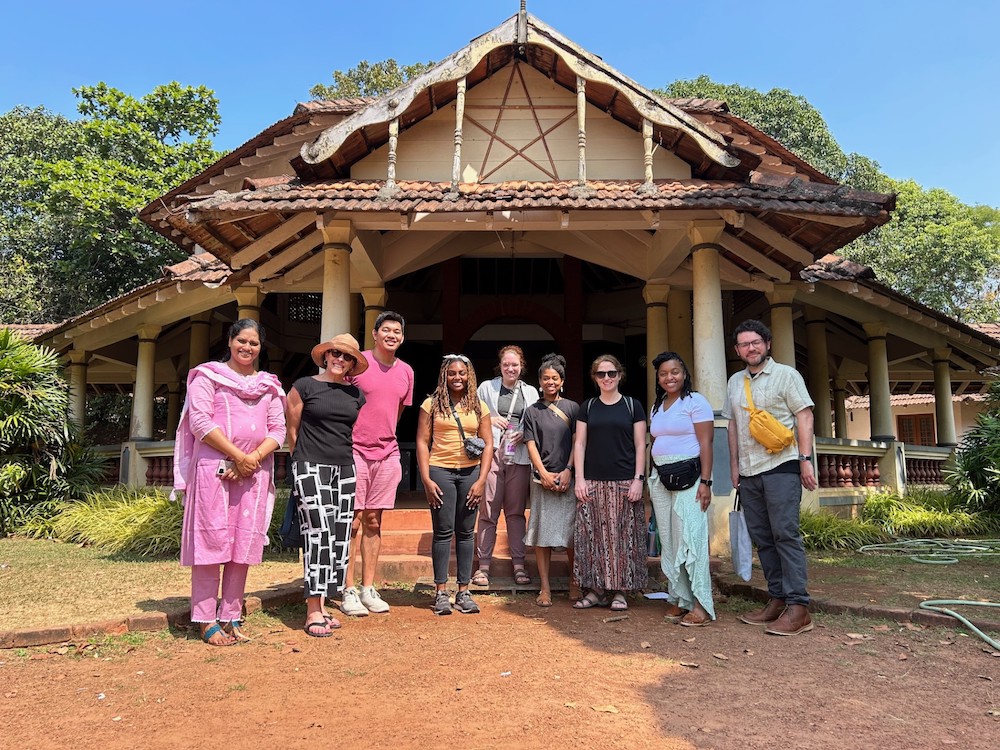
[352,453,402,510]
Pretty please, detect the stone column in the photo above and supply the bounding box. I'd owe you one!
[863,322,894,440]
[667,288,693,371]
[66,349,89,428]
[932,347,958,447]
[361,287,388,349]
[804,307,832,437]
[833,378,848,439]
[233,286,265,322]
[643,282,670,412]
[766,284,797,366]
[320,243,352,342]
[691,246,728,410]
[130,325,161,440]
[166,381,181,437]
[189,311,212,369]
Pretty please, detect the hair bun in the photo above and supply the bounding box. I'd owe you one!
[541,353,565,367]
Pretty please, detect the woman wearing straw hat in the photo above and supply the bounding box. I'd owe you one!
[286,333,368,637]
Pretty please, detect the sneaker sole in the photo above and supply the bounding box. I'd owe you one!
[340,605,369,617]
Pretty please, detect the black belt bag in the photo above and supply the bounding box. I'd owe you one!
[654,456,701,491]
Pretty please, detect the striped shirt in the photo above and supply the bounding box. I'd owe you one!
[722,357,814,477]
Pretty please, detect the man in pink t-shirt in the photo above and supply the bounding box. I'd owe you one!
[341,311,414,616]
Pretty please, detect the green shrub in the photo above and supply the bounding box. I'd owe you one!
[948,379,1000,514]
[861,487,1000,537]
[23,484,296,557]
[800,510,887,550]
[0,329,107,534]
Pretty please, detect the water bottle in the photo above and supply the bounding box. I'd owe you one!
[502,421,519,465]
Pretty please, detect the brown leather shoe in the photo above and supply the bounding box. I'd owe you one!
[765,604,813,635]
[738,598,786,625]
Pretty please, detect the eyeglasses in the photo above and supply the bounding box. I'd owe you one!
[735,338,766,351]
[443,354,470,363]
[595,370,619,379]
[328,349,356,362]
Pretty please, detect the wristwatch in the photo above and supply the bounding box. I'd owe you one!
[700,478,713,487]
[634,474,645,481]
[798,454,813,461]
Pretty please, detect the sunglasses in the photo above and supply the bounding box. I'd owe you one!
[595,370,619,379]
[443,354,470,363]
[328,349,356,362]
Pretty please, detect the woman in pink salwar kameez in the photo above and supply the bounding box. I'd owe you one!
[173,320,286,646]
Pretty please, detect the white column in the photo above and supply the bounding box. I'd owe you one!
[932,347,958,447]
[189,312,211,369]
[643,283,670,411]
[67,349,88,427]
[691,246,728,410]
[833,379,848,439]
[804,307,832,437]
[361,287,388,350]
[863,322,894,440]
[766,285,796,366]
[233,286,265,322]
[667,288,693,371]
[130,325,161,440]
[320,243,352,342]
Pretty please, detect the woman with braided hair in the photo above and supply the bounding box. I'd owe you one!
[416,355,493,615]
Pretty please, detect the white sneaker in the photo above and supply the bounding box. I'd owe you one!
[339,586,369,617]
[360,585,390,614]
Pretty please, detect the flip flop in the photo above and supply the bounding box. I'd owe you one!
[471,569,490,587]
[679,613,713,627]
[223,620,252,643]
[323,613,342,630]
[201,622,236,647]
[610,594,629,611]
[572,591,609,609]
[514,569,532,585]
[304,620,332,638]
[535,592,553,608]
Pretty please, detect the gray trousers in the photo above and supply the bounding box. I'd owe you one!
[739,471,810,606]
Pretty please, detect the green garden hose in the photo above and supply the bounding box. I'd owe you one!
[856,539,1000,650]
[917,600,1000,651]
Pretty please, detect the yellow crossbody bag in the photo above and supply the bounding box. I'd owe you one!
[742,376,795,454]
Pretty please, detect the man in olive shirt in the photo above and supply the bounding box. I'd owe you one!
[723,319,817,636]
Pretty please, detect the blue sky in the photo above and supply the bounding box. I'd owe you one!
[2,1,998,207]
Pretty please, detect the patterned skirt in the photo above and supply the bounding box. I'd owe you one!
[573,479,648,592]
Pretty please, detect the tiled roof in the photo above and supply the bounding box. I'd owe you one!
[181,175,892,219]
[800,254,877,283]
[1,323,59,338]
[163,253,230,284]
[969,322,1000,342]
[845,393,988,409]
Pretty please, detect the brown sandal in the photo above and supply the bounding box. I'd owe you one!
[535,592,553,608]
[679,612,713,627]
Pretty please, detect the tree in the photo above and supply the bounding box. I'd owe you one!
[0,329,106,534]
[310,59,435,99]
[0,83,223,322]
[659,76,998,320]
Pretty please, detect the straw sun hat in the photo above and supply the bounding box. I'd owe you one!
[310,333,368,374]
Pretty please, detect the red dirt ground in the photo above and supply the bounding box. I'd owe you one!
[3,589,998,750]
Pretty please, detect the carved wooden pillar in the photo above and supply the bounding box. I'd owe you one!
[450,79,466,194]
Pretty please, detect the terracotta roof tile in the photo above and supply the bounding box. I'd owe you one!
[1,323,59,339]
[180,177,893,219]
[846,393,988,409]
[969,322,1000,342]
[163,253,231,284]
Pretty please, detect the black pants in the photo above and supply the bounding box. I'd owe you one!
[428,465,480,585]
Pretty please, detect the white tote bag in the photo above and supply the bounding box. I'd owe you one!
[729,488,753,581]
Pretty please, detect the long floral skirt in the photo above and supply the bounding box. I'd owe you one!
[573,479,648,592]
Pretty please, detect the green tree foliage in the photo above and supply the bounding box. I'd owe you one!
[0,329,106,534]
[948,380,1000,514]
[0,83,222,322]
[310,58,435,99]
[849,181,1000,320]
[659,76,999,320]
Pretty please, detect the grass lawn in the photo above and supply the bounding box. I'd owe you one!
[0,537,302,631]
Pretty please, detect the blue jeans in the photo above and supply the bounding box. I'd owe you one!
[429,465,480,585]
[739,472,809,606]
